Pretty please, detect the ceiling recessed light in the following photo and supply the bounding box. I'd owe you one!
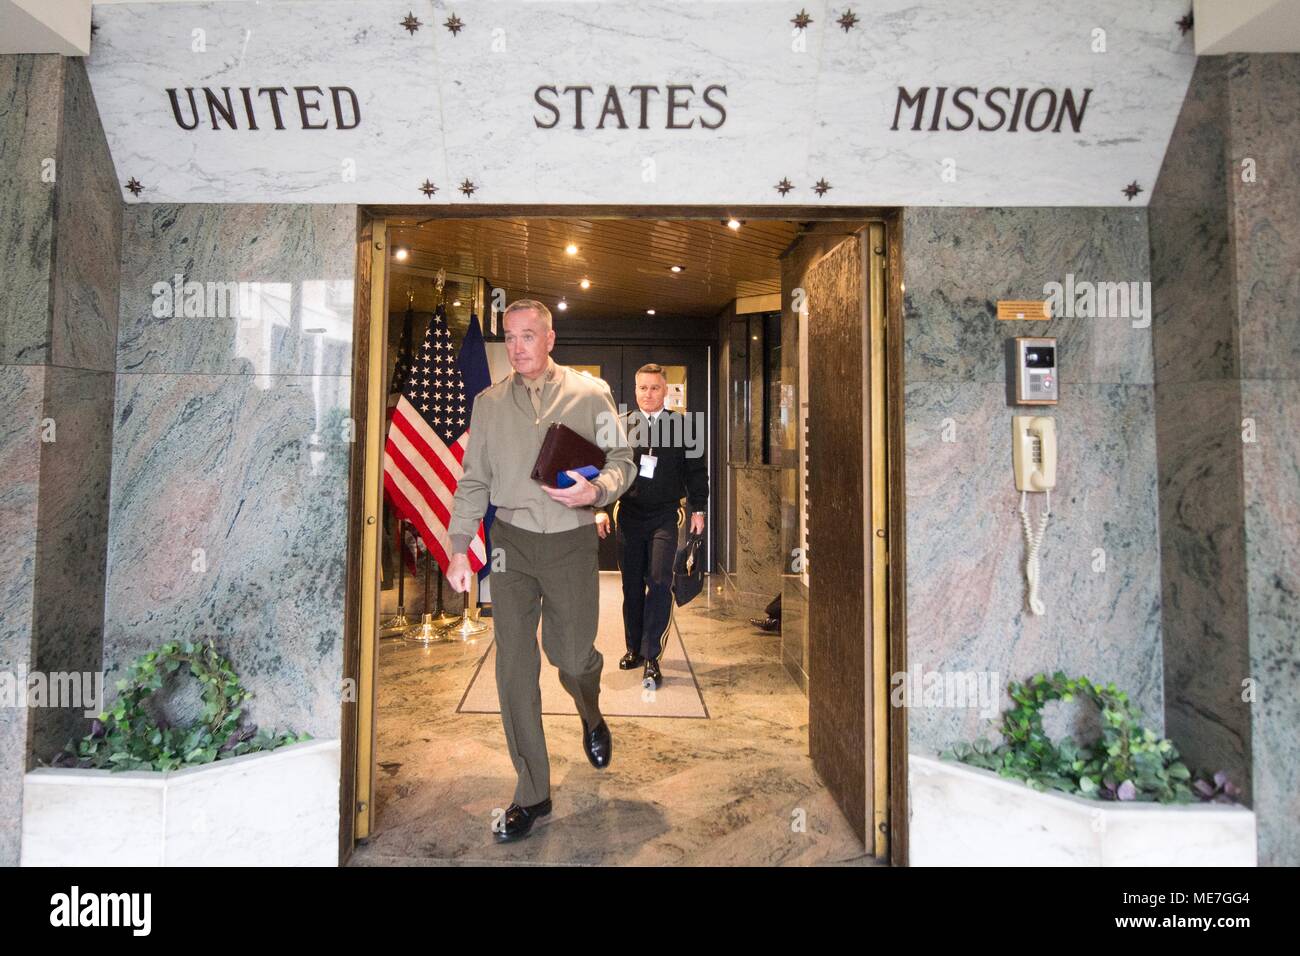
[646,309,656,315]
[725,218,742,231]
[565,243,578,255]
[558,300,568,311]
[452,299,461,307]
[669,265,685,273]
[394,247,409,260]
[580,278,591,289]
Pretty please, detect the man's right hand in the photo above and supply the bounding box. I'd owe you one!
[595,512,610,539]
[446,553,473,593]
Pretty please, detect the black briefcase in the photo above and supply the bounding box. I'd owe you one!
[672,532,705,607]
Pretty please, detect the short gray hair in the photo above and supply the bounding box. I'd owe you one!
[502,298,553,330]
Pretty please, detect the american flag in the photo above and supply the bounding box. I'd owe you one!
[383,305,419,576]
[383,305,488,573]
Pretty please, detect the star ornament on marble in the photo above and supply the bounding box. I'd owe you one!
[1177,11,1194,36]
[459,178,477,197]
[125,177,144,197]
[791,8,813,31]
[444,13,465,35]
[837,9,859,32]
[400,12,422,34]
[419,180,439,198]
[813,178,832,196]
[1122,181,1143,201]
[775,177,794,196]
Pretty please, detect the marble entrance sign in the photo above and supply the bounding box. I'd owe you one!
[84,1,1196,206]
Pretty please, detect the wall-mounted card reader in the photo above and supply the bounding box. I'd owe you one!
[1014,336,1058,405]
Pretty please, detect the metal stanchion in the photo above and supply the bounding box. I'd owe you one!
[380,519,412,636]
[403,548,457,644]
[442,587,489,641]
[431,566,459,628]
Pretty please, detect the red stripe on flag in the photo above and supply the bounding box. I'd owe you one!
[382,395,488,578]
[383,471,451,571]
[385,438,452,529]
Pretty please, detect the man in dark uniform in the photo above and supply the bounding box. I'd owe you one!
[595,364,709,689]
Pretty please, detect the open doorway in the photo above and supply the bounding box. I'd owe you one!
[340,210,905,866]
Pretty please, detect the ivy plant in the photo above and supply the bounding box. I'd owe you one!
[941,672,1239,804]
[53,639,311,773]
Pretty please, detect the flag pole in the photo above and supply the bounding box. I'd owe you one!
[402,278,458,642]
[431,557,458,627]
[380,293,418,637]
[404,545,455,643]
[379,517,412,635]
[396,520,406,609]
[441,286,491,640]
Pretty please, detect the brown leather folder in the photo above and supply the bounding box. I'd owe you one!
[530,422,607,486]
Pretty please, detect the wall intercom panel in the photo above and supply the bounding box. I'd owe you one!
[1014,336,1058,405]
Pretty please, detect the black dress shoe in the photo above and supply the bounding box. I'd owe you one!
[749,616,780,632]
[580,716,612,769]
[642,658,663,689]
[618,651,644,670]
[494,797,552,843]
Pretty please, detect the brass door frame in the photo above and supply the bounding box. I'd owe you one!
[885,214,909,868]
[866,222,889,857]
[341,219,389,847]
[342,206,906,864]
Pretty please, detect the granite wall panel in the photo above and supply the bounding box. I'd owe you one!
[102,203,357,740]
[903,207,1163,754]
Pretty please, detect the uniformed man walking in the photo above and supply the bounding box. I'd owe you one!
[595,363,709,689]
[446,299,636,843]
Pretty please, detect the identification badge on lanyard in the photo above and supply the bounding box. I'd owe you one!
[639,453,658,479]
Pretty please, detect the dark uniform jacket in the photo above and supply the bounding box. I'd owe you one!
[608,408,708,521]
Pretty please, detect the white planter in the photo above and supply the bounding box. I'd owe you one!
[21,739,340,866]
[909,753,1256,866]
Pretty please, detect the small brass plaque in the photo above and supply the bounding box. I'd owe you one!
[997,300,1051,321]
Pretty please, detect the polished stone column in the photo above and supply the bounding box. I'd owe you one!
[0,55,120,865]
[1151,53,1300,866]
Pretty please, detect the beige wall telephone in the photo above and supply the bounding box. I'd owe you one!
[1013,416,1055,615]
[1013,416,1056,491]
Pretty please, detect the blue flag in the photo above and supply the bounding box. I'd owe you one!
[456,312,496,579]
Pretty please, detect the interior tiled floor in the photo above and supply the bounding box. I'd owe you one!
[349,573,875,866]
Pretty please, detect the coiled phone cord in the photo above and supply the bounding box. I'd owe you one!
[1020,489,1051,616]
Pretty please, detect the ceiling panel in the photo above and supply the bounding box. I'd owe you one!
[387,217,796,323]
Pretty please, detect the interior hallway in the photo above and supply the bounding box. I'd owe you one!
[350,573,873,866]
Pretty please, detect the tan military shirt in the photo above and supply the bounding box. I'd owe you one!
[448,358,636,554]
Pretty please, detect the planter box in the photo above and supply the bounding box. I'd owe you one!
[909,753,1256,866]
[21,739,340,866]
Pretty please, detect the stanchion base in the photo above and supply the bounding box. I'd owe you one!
[403,613,453,645]
[380,609,412,636]
[443,608,490,641]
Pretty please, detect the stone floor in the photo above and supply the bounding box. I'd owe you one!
[349,573,875,866]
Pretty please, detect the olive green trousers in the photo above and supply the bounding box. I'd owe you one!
[488,519,604,806]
